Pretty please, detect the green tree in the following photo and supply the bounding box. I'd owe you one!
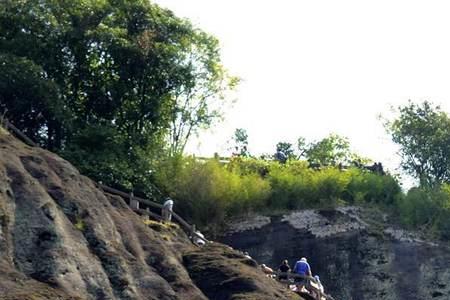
[231,128,249,157]
[385,101,450,186]
[167,31,239,156]
[0,0,233,192]
[305,133,352,166]
[297,137,307,158]
[0,53,66,148]
[276,141,295,157]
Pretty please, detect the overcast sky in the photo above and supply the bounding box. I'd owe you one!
[154,0,450,184]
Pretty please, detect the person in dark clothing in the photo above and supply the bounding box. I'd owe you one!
[278,260,290,280]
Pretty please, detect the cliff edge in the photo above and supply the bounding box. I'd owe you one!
[221,207,450,300]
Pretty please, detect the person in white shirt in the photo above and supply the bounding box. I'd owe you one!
[194,230,205,246]
[162,197,174,222]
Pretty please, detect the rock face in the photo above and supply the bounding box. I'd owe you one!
[183,243,301,300]
[0,129,301,300]
[221,207,450,300]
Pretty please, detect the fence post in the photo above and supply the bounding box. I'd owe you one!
[142,208,150,221]
[130,191,139,210]
[190,224,196,240]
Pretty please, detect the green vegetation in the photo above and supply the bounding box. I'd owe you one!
[231,128,250,157]
[385,101,450,239]
[300,133,352,166]
[74,218,86,232]
[0,0,236,193]
[385,101,450,187]
[2,1,450,241]
[154,99,450,239]
[154,156,401,229]
[396,185,450,239]
[143,219,179,231]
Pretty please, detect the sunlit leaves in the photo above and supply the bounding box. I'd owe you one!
[386,101,450,186]
[0,0,233,192]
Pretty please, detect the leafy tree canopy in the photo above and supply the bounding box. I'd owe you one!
[385,101,450,187]
[299,133,353,166]
[0,0,235,193]
[275,141,294,157]
[231,128,249,157]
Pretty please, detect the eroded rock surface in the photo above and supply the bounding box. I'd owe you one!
[227,215,271,234]
[183,243,301,300]
[281,207,367,238]
[0,130,301,300]
[221,207,450,300]
[0,130,206,300]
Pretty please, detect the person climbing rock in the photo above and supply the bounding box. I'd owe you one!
[261,264,274,276]
[293,257,312,292]
[310,275,324,299]
[162,197,174,222]
[278,259,291,280]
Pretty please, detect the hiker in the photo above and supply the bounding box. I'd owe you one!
[278,259,290,280]
[293,257,312,292]
[314,275,324,293]
[161,197,174,222]
[193,230,206,246]
[261,264,274,276]
[310,275,324,299]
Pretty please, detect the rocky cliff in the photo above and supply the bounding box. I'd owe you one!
[0,128,301,300]
[220,207,450,300]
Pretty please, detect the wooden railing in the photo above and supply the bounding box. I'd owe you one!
[2,119,208,244]
[3,119,38,147]
[99,184,208,244]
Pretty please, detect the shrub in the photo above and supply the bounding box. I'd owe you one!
[395,184,450,239]
[154,156,270,229]
[153,156,403,230]
[346,169,402,206]
[312,168,351,207]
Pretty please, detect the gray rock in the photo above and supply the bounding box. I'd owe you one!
[221,207,450,300]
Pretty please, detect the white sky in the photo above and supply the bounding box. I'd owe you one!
[154,0,450,184]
